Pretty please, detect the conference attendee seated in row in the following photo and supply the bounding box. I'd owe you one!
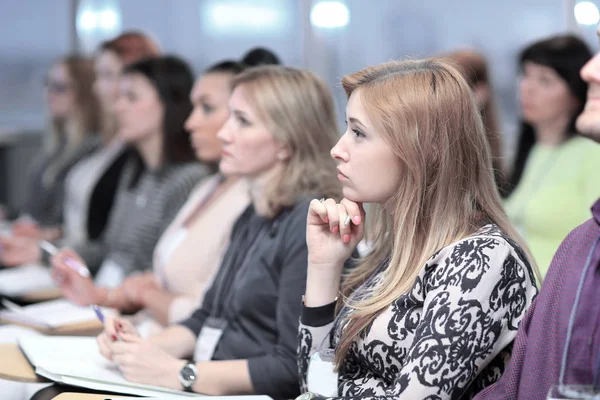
[52,61,251,334]
[62,32,160,247]
[475,23,600,400]
[13,55,101,239]
[0,31,160,266]
[297,59,538,399]
[50,55,208,290]
[32,65,341,400]
[504,35,600,277]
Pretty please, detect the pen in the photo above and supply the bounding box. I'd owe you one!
[91,304,122,341]
[40,240,91,278]
[91,304,105,323]
[344,215,352,227]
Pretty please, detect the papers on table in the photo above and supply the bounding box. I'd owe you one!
[18,335,273,399]
[0,264,56,297]
[0,299,115,329]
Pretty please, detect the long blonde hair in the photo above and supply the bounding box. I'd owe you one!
[231,66,341,217]
[334,59,539,365]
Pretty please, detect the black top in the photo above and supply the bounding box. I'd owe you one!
[180,199,312,400]
[86,147,131,240]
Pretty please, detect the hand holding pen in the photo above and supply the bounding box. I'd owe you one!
[49,247,100,306]
[95,313,141,362]
[41,241,90,278]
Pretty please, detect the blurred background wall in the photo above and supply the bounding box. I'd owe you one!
[0,0,598,209]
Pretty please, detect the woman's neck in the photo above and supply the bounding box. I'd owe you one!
[247,164,283,216]
[533,115,571,147]
[136,131,163,171]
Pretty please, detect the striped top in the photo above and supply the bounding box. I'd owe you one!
[73,159,209,276]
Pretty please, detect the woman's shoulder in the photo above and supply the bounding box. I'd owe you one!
[566,135,600,156]
[157,163,210,191]
[420,224,536,293]
[427,224,529,272]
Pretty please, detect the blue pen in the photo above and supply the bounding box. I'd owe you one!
[91,304,105,323]
[92,305,122,341]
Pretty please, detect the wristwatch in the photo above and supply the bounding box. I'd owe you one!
[178,362,197,392]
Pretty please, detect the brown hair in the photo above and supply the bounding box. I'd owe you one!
[443,50,505,190]
[231,66,341,217]
[52,55,100,146]
[100,31,160,66]
[334,59,539,366]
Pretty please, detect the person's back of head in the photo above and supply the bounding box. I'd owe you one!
[229,65,339,216]
[241,47,281,67]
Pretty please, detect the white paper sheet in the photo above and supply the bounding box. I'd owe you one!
[0,264,56,296]
[0,299,115,328]
[18,336,273,399]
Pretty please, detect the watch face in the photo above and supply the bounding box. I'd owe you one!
[181,365,197,382]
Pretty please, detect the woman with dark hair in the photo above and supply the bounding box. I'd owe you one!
[505,34,600,276]
[44,55,208,296]
[64,31,160,244]
[14,55,101,238]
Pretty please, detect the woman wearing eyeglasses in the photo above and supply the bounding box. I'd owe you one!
[11,55,101,240]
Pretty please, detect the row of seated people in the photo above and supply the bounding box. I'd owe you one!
[0,28,599,400]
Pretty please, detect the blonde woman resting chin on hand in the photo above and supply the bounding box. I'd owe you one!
[297,59,540,400]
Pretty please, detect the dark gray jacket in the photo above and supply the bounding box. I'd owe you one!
[180,199,311,400]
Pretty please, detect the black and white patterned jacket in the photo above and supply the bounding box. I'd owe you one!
[298,224,538,400]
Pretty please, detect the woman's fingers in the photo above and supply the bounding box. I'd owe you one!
[323,198,340,233]
[337,204,351,242]
[308,198,329,224]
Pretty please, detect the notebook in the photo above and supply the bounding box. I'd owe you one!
[0,298,115,329]
[18,336,273,399]
[0,263,56,297]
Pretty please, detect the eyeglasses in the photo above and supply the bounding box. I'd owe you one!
[44,78,71,94]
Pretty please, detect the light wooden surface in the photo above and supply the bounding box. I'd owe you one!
[19,287,62,303]
[0,343,47,383]
[0,318,104,336]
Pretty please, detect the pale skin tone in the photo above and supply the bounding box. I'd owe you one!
[577,26,600,144]
[94,49,124,144]
[95,84,289,395]
[306,89,402,307]
[519,61,579,147]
